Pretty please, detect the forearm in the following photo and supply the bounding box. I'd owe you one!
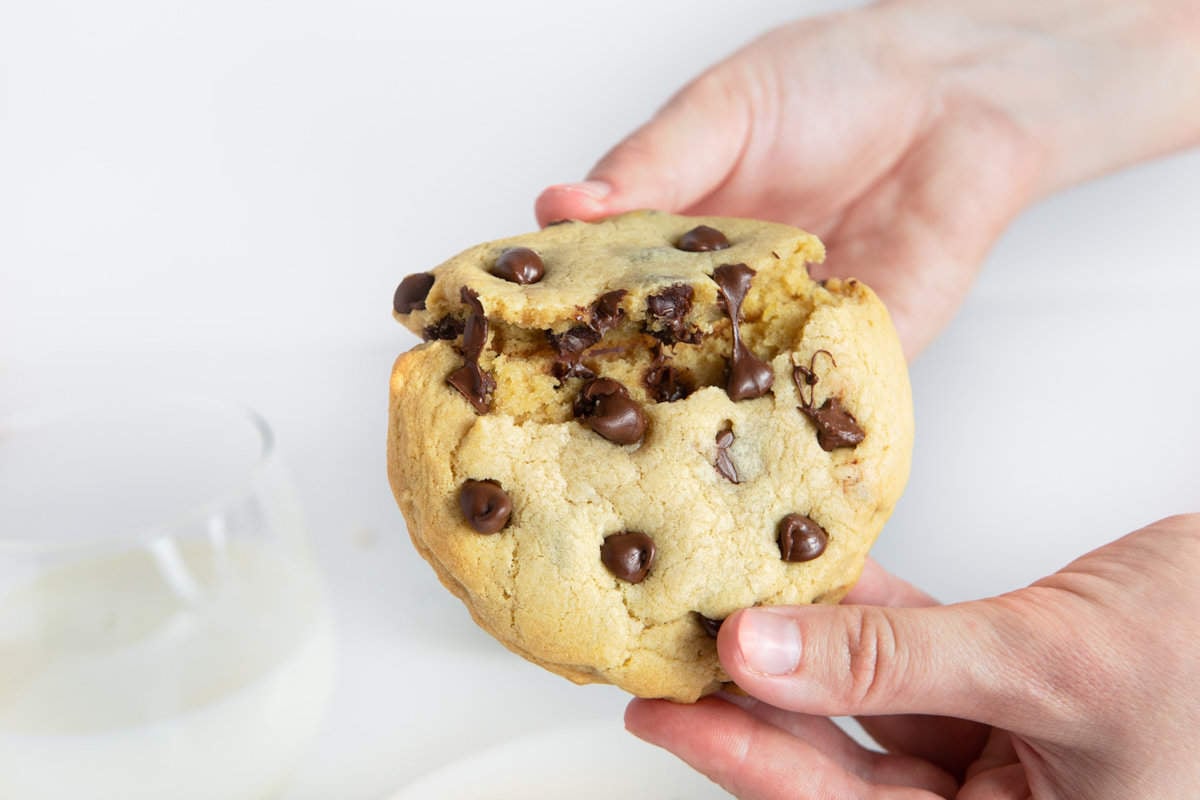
[877,0,1200,198]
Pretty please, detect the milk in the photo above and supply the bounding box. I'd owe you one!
[0,539,335,799]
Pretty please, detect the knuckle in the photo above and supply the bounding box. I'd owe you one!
[1156,512,1200,530]
[842,607,900,707]
[686,66,739,108]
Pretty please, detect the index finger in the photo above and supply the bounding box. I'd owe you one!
[844,557,939,608]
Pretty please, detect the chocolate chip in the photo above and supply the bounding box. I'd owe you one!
[446,363,494,414]
[726,343,774,400]
[459,479,512,533]
[600,531,656,583]
[643,364,692,403]
[676,225,730,252]
[422,316,465,341]
[777,514,828,562]
[490,247,545,284]
[551,360,596,382]
[648,328,702,346]
[696,613,725,638]
[791,352,865,451]
[793,362,819,388]
[393,273,435,314]
[547,327,600,383]
[806,398,866,451]
[459,288,487,359]
[716,427,735,448]
[646,284,701,345]
[642,342,692,402]
[446,287,495,413]
[713,264,774,401]
[589,290,628,334]
[646,284,692,322]
[546,325,602,357]
[545,291,628,383]
[714,425,739,484]
[573,378,647,445]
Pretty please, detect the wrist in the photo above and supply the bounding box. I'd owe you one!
[878,0,1200,198]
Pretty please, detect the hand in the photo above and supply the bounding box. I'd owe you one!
[625,514,1200,799]
[536,0,1200,358]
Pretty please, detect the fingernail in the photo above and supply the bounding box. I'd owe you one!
[557,179,611,200]
[737,609,802,676]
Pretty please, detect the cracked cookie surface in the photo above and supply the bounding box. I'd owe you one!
[388,210,913,701]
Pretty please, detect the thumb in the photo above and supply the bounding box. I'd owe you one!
[717,596,1067,735]
[535,67,752,226]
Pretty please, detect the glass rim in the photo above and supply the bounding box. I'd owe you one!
[0,393,277,553]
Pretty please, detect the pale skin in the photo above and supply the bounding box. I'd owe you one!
[535,1,1200,797]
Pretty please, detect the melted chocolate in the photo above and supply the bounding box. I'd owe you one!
[791,352,865,451]
[645,284,701,345]
[459,479,512,534]
[546,291,628,385]
[601,531,656,583]
[807,398,866,451]
[714,425,739,484]
[546,325,602,384]
[393,273,435,314]
[777,513,828,562]
[590,290,628,334]
[490,247,545,284]
[676,225,731,252]
[573,378,647,445]
[643,364,691,402]
[422,316,465,341]
[712,264,774,401]
[458,288,487,357]
[643,342,692,403]
[547,325,602,357]
[446,287,496,413]
[551,361,596,382]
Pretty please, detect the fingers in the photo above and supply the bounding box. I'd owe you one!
[964,729,1019,782]
[842,560,992,777]
[863,714,992,784]
[720,692,959,799]
[844,558,939,607]
[717,597,1051,733]
[958,764,1030,800]
[534,66,753,226]
[625,696,952,800]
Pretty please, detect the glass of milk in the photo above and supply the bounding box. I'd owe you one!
[0,396,335,800]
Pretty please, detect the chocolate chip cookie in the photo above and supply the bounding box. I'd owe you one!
[388,211,912,701]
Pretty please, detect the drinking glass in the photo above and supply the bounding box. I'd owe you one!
[0,395,335,799]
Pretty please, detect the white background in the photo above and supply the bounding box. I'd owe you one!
[2,1,1198,798]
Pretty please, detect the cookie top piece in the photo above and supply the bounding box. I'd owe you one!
[393,210,825,336]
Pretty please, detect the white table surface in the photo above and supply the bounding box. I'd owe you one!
[2,0,1199,796]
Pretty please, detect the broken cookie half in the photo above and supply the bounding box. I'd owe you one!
[388,210,912,701]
